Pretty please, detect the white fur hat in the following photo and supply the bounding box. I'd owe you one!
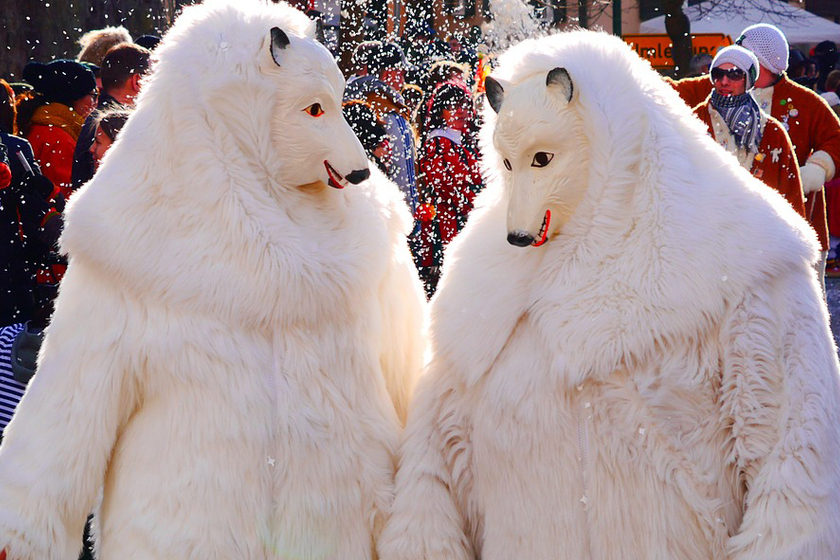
[737,23,789,76]
[711,45,760,90]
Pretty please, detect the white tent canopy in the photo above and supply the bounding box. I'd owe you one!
[639,0,840,46]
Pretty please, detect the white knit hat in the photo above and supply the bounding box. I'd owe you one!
[737,23,789,76]
[711,45,760,90]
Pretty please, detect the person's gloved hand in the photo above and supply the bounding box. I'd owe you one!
[0,163,10,190]
[801,162,828,194]
[22,172,57,201]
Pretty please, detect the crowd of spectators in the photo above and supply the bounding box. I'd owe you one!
[342,32,487,298]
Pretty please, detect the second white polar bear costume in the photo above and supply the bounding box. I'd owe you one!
[0,1,424,559]
[380,31,840,560]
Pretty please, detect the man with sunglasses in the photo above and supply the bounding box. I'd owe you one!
[693,45,806,219]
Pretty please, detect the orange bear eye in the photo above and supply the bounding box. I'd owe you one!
[304,103,324,117]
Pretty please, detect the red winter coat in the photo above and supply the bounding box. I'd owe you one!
[26,103,85,199]
[416,132,482,254]
[761,76,840,250]
[411,131,483,297]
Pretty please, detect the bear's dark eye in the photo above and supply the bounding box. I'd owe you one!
[531,152,554,168]
[503,158,512,171]
[304,103,324,117]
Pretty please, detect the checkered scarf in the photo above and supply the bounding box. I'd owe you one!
[710,91,762,153]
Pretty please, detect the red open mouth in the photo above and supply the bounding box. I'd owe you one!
[324,160,348,189]
[532,210,551,247]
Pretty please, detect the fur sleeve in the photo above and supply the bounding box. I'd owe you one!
[378,368,476,560]
[377,233,426,425]
[0,263,138,559]
[721,269,840,560]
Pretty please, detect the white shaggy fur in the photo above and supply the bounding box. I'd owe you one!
[379,31,840,560]
[0,1,425,558]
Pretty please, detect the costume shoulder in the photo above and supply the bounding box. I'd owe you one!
[693,99,714,132]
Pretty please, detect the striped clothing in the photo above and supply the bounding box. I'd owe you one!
[0,324,28,434]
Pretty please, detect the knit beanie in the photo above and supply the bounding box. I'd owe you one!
[737,23,789,76]
[22,59,97,106]
[711,46,760,90]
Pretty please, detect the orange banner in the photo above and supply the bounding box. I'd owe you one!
[624,33,733,68]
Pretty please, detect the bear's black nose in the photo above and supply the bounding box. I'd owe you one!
[345,168,370,185]
[507,232,535,247]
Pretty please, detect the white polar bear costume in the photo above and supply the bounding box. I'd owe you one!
[0,1,425,558]
[380,31,840,560]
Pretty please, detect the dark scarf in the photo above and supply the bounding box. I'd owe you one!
[710,91,762,153]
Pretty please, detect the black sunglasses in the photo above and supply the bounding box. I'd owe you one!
[711,67,747,82]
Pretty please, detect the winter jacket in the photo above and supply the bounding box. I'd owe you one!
[347,78,419,213]
[26,103,85,199]
[694,97,805,218]
[0,133,63,325]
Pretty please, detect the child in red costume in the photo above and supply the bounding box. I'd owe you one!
[412,83,483,297]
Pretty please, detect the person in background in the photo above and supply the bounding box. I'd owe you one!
[401,83,424,117]
[412,82,483,297]
[16,59,97,199]
[686,52,713,78]
[347,42,419,214]
[134,34,161,51]
[77,26,132,93]
[739,24,840,288]
[0,300,54,443]
[693,46,805,217]
[813,40,838,93]
[0,79,64,325]
[77,25,132,67]
[343,100,390,174]
[343,41,382,102]
[414,60,471,149]
[821,70,840,275]
[822,70,840,117]
[0,146,9,190]
[89,108,132,171]
[71,42,150,189]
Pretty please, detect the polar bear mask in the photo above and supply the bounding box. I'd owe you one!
[266,27,370,189]
[485,69,590,246]
[140,0,371,194]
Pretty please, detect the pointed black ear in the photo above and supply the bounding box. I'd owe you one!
[484,76,505,114]
[546,67,573,103]
[270,27,290,66]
